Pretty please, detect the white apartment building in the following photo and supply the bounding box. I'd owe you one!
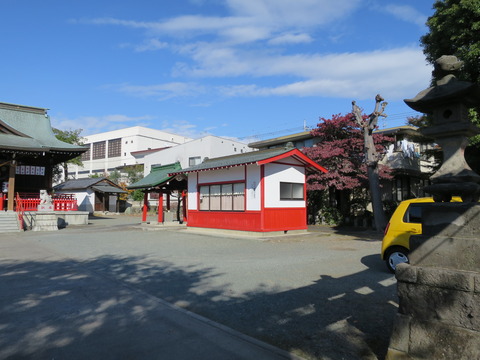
[70,126,192,179]
[141,135,252,176]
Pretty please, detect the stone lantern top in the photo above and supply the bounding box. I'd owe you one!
[405,55,480,114]
[404,55,480,202]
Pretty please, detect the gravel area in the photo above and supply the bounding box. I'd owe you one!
[7,214,398,359]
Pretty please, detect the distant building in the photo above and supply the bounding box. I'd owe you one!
[376,125,435,201]
[69,126,193,179]
[141,135,251,176]
[248,131,320,150]
[54,177,127,213]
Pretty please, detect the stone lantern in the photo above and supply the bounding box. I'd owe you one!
[386,56,480,359]
[405,55,480,202]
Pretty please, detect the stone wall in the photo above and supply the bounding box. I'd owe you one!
[387,204,480,359]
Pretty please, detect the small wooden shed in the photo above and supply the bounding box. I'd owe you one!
[169,146,327,232]
[54,178,126,213]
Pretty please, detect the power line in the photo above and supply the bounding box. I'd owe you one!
[238,111,420,141]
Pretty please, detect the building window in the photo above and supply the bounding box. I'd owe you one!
[81,146,91,161]
[295,141,305,149]
[280,182,304,200]
[189,156,201,166]
[92,141,106,160]
[199,182,245,211]
[108,138,121,158]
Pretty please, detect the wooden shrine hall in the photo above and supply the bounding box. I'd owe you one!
[0,102,87,211]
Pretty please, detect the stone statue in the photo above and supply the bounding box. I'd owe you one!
[39,190,52,205]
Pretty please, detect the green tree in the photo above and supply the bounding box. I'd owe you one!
[421,0,480,86]
[108,169,122,184]
[53,128,84,182]
[124,165,145,201]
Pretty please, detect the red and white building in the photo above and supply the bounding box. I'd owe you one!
[169,145,327,233]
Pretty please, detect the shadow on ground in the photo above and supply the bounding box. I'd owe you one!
[0,250,397,360]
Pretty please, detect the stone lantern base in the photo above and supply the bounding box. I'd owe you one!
[386,203,480,359]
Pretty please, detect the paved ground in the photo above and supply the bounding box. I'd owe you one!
[0,215,398,360]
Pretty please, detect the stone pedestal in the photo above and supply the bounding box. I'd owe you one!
[386,204,480,359]
[38,204,54,212]
[164,211,174,222]
[33,212,58,231]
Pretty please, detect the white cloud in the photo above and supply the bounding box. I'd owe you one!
[103,45,431,103]
[383,4,427,28]
[159,119,212,139]
[174,44,431,89]
[133,39,169,52]
[85,0,361,45]
[111,82,206,100]
[51,114,155,136]
[216,47,432,101]
[81,2,431,105]
[269,33,313,45]
[226,0,361,28]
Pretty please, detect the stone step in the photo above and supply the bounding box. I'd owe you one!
[0,212,21,232]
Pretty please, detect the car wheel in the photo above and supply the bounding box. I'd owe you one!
[386,247,409,273]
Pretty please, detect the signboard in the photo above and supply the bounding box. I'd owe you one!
[16,165,45,176]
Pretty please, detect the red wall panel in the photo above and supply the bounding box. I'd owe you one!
[187,211,262,231]
[187,207,306,232]
[263,207,307,231]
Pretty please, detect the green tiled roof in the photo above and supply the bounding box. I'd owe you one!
[127,162,182,190]
[169,147,327,174]
[0,103,87,153]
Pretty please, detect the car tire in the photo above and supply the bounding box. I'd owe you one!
[385,246,409,273]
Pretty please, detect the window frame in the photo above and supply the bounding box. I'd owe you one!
[279,182,305,201]
[189,156,202,166]
[81,146,91,161]
[92,141,106,160]
[198,181,245,212]
[108,138,122,158]
[403,204,424,224]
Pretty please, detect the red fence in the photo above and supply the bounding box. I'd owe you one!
[15,193,25,230]
[16,193,78,211]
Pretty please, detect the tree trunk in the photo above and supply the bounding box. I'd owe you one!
[363,129,387,231]
[63,162,68,182]
[353,95,388,232]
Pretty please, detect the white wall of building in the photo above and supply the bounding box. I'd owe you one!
[246,164,261,211]
[264,162,305,208]
[187,173,198,210]
[186,160,304,212]
[71,126,192,178]
[143,135,251,175]
[55,189,95,213]
[188,165,260,211]
[197,166,244,184]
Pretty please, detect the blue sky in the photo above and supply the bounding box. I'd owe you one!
[1,0,435,142]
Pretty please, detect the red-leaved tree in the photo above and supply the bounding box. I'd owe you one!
[302,113,393,225]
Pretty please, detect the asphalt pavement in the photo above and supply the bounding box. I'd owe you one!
[0,214,397,360]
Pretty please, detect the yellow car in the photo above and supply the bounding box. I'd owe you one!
[381,197,460,273]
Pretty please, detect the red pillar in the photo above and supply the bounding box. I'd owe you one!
[7,163,15,211]
[182,190,187,223]
[157,192,163,223]
[142,192,148,222]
